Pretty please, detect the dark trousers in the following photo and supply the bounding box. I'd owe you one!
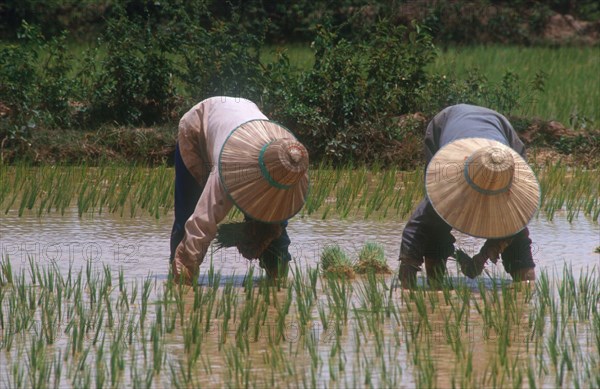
[399,199,535,274]
[170,144,292,265]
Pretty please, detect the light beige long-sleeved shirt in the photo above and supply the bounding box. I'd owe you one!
[176,97,268,264]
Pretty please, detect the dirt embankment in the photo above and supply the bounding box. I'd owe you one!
[393,1,600,45]
[1,116,597,167]
[542,13,600,45]
[389,113,600,168]
[0,126,177,166]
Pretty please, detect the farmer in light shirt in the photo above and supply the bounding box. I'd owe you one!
[171,96,309,284]
[398,104,541,288]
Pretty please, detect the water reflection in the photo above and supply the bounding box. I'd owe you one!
[0,209,598,387]
[1,209,598,280]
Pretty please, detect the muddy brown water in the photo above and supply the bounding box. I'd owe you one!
[2,210,597,280]
[0,209,599,387]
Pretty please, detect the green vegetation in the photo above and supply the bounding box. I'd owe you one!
[0,255,598,387]
[320,244,356,278]
[2,1,598,43]
[429,45,600,126]
[536,161,600,223]
[1,164,598,222]
[265,43,600,127]
[1,2,597,386]
[355,242,392,275]
[2,2,598,166]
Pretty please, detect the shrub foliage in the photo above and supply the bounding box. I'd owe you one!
[0,1,561,165]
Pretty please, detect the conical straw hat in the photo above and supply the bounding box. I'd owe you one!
[219,120,309,223]
[426,138,540,238]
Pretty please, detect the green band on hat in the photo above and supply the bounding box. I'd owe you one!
[258,141,292,190]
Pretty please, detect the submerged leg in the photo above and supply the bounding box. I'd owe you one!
[501,228,536,281]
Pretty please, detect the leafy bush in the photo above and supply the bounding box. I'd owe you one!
[38,33,77,127]
[419,69,547,118]
[2,1,599,43]
[89,9,178,125]
[0,0,111,38]
[178,19,265,103]
[0,21,75,152]
[0,22,40,124]
[264,21,435,164]
[2,2,583,166]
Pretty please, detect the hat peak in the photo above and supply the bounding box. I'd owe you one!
[490,150,506,164]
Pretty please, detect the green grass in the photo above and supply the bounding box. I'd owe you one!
[1,163,598,222]
[428,45,600,126]
[261,43,315,71]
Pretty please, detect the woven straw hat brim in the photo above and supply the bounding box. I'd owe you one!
[219,120,309,223]
[426,138,540,239]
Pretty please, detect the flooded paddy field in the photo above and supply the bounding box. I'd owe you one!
[0,166,598,388]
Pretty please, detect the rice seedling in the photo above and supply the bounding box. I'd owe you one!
[150,318,164,375]
[216,277,237,347]
[0,230,598,388]
[290,267,317,332]
[1,163,597,223]
[0,253,14,285]
[274,282,293,343]
[353,242,392,275]
[320,244,356,279]
[9,359,26,388]
[224,343,253,388]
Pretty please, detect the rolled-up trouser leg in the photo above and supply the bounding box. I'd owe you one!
[170,143,204,262]
[400,201,456,264]
[423,223,455,264]
[500,227,535,275]
[399,199,455,287]
[422,217,454,285]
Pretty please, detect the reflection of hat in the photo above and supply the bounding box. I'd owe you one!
[426,138,540,238]
[219,120,309,223]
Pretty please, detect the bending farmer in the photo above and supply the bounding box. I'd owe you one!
[170,96,309,284]
[399,104,540,288]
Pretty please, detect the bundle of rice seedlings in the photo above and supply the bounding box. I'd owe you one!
[354,242,392,274]
[454,248,486,279]
[215,221,282,260]
[320,244,356,279]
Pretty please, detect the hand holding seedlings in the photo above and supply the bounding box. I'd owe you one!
[455,238,513,279]
[215,221,282,260]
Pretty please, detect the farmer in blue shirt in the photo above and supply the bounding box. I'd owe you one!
[399,104,540,288]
